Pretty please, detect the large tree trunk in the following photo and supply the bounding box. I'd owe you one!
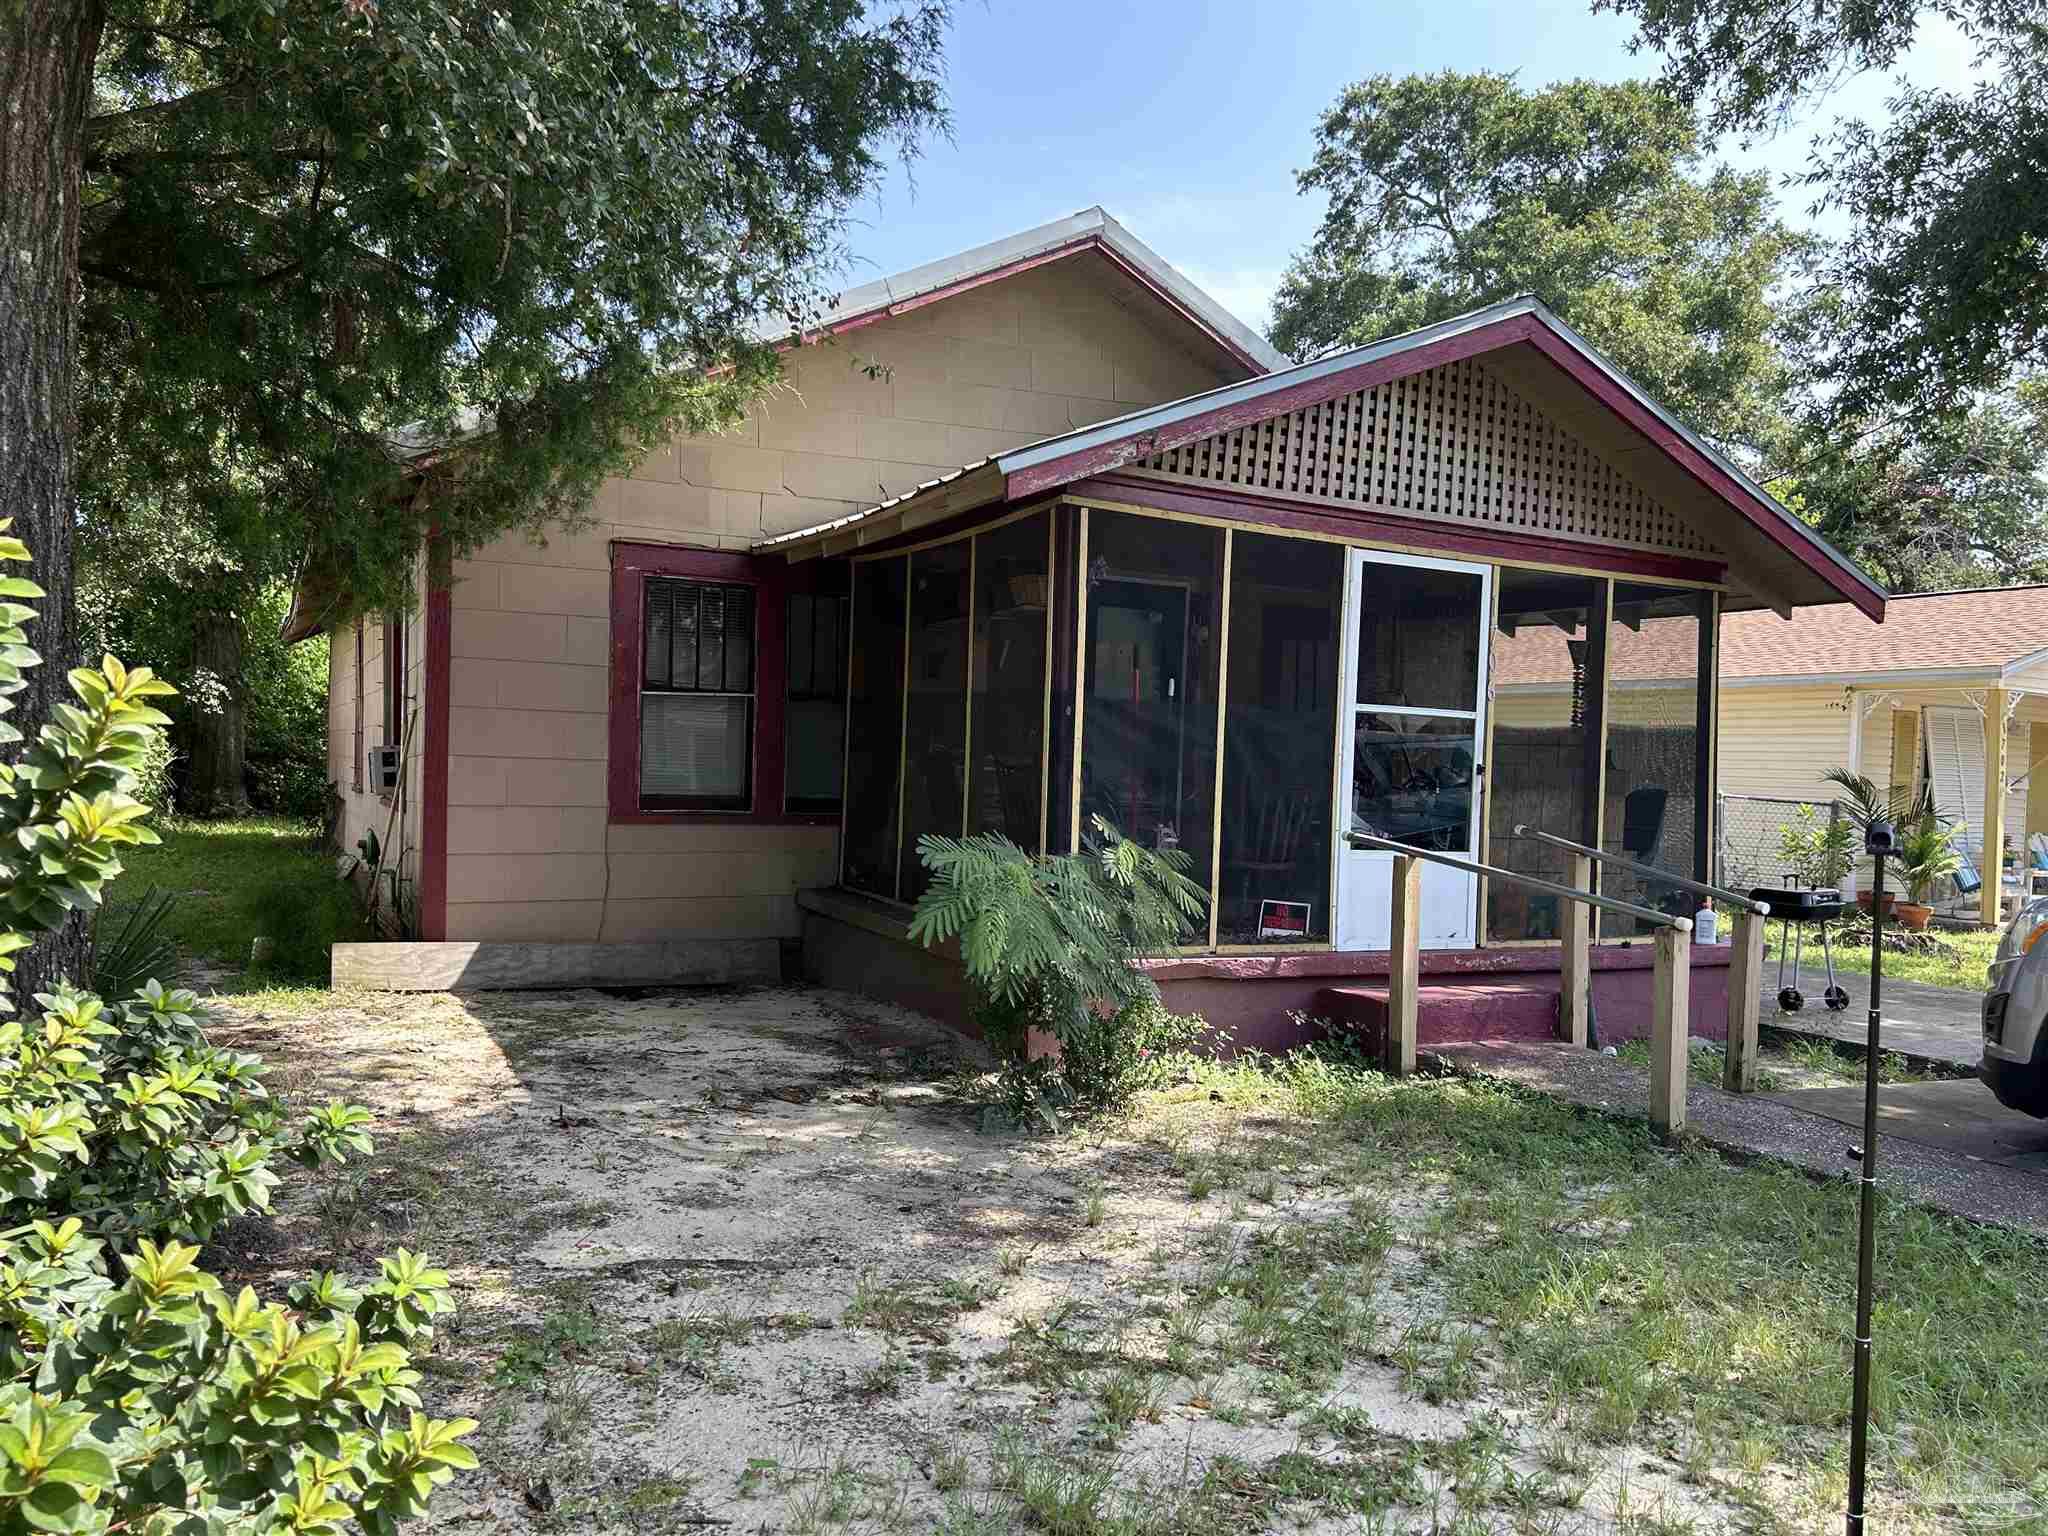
[187,609,251,814]
[1,0,109,998]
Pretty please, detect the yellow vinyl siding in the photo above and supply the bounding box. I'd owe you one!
[1714,686,1852,803]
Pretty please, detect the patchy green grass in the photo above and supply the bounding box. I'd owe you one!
[106,815,367,987]
[1610,1034,1963,1091]
[1127,1049,2048,1533]
[1769,920,2000,992]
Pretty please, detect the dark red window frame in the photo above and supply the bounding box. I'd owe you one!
[608,541,836,826]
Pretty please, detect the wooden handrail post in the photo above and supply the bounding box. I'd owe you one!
[1560,852,1591,1045]
[1723,907,1765,1092]
[1388,854,1421,1075]
[1650,925,1690,1138]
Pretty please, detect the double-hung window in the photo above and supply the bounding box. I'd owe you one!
[640,577,755,811]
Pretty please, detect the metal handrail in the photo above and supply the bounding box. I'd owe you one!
[1511,824,1770,916]
[1346,830,1690,932]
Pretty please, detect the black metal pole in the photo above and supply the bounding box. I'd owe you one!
[1846,851,1885,1536]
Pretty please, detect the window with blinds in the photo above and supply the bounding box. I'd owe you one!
[641,577,755,810]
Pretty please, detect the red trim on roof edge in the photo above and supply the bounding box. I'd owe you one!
[1005,314,1544,500]
[1517,329,1883,623]
[419,540,452,942]
[1076,473,1727,585]
[798,235,1268,377]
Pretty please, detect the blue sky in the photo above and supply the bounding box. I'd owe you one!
[842,0,1978,340]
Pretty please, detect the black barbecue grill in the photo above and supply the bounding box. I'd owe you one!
[1749,885,1852,1012]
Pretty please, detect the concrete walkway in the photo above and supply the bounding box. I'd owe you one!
[1764,1078,2048,1173]
[1757,973,1984,1072]
[1432,1039,2048,1234]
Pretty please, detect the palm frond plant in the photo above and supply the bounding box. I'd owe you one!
[1896,811,1966,908]
[909,815,1209,1124]
[1822,766,1962,926]
[91,884,179,1001]
[1822,767,1935,833]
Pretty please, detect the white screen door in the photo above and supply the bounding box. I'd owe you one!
[1333,550,1491,950]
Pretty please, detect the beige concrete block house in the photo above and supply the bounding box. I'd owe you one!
[316,209,1278,951]
[310,206,1901,1050]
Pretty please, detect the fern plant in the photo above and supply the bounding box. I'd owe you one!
[909,816,1208,1121]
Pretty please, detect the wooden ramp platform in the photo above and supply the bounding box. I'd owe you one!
[331,940,782,992]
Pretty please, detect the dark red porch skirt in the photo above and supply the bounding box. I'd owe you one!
[796,889,1734,1056]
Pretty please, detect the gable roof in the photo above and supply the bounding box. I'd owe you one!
[756,296,1887,623]
[1494,584,2048,690]
[794,206,1284,377]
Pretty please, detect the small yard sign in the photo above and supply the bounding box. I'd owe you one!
[1257,900,1312,940]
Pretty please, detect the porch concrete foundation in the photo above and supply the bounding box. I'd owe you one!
[798,889,1734,1055]
[799,889,976,1035]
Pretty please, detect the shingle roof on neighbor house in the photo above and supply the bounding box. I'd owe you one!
[755,295,1888,623]
[1493,585,2048,689]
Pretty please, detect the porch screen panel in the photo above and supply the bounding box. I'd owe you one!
[1485,571,1602,943]
[785,571,849,814]
[1599,584,1710,938]
[969,513,1050,850]
[842,556,907,898]
[898,541,972,901]
[1218,533,1341,944]
[1079,512,1222,915]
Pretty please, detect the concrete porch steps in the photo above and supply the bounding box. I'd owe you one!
[1314,977,1560,1054]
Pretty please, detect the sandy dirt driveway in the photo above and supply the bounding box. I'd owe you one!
[211,983,1766,1536]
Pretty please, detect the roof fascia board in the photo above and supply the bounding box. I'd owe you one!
[1721,667,2001,689]
[1508,667,2004,693]
[797,209,1282,375]
[1517,326,1885,623]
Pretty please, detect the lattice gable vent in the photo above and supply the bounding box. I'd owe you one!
[1137,356,1722,558]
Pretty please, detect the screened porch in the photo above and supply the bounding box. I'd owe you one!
[831,498,1719,958]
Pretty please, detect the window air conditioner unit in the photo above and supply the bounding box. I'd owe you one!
[367,744,402,794]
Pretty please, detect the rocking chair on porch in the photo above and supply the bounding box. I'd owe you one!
[1224,781,1318,899]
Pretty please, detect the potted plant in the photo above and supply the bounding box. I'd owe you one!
[1894,811,1964,930]
[1821,768,1939,912]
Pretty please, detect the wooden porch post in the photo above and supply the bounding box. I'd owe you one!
[1649,924,1690,1138]
[1722,906,1765,1092]
[2028,722,2048,848]
[1841,689,1863,902]
[1559,852,1591,1046]
[1984,689,2008,928]
[1388,854,1421,1075]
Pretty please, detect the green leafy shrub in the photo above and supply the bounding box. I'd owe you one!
[910,816,1212,1123]
[0,522,473,1532]
[1775,803,1857,890]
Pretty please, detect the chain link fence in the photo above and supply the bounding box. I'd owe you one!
[1715,794,1843,893]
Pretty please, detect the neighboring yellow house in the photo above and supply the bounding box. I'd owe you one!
[1496,585,2048,925]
